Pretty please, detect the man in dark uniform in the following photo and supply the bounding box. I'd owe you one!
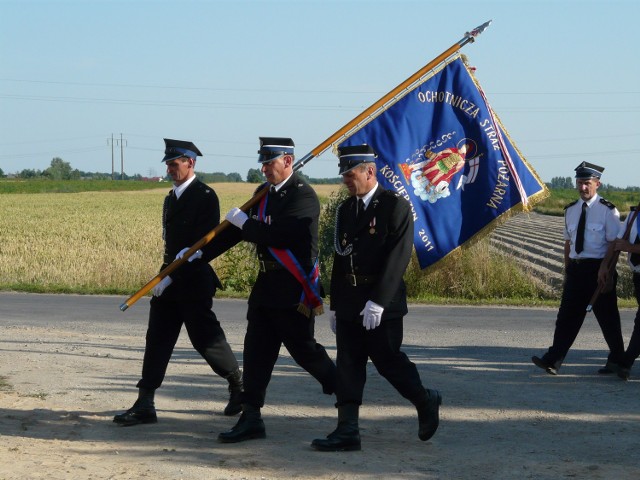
[113,139,243,426]
[311,144,441,452]
[214,137,336,443]
[532,161,624,375]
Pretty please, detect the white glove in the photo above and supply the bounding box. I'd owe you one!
[152,276,173,297]
[225,208,248,229]
[176,247,202,262]
[360,300,384,330]
[329,311,337,335]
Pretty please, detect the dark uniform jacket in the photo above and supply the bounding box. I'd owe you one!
[161,178,223,300]
[211,172,321,309]
[330,185,414,321]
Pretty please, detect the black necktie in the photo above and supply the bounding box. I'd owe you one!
[575,202,587,254]
[631,235,640,266]
[357,198,365,221]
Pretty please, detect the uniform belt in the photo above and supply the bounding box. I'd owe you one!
[345,274,380,286]
[569,258,602,265]
[259,258,317,273]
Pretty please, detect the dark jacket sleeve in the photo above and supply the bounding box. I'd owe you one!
[241,185,319,256]
[368,195,414,308]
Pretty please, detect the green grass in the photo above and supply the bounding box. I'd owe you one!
[0,178,171,194]
[536,188,639,218]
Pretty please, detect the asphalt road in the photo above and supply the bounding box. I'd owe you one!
[2,292,639,480]
[1,291,635,368]
[0,291,560,335]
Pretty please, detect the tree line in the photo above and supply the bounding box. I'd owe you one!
[2,160,635,190]
[547,176,639,192]
[0,158,341,184]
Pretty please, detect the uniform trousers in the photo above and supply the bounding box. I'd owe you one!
[241,306,336,408]
[335,316,426,406]
[542,259,624,367]
[137,295,238,390]
[621,273,640,368]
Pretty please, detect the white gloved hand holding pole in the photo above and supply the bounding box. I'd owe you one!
[152,276,173,297]
[176,247,203,262]
[225,208,248,229]
[360,300,384,330]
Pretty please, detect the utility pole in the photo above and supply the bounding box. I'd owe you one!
[120,133,127,180]
[107,134,127,179]
[107,134,115,180]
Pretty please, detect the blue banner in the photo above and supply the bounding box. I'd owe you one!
[340,55,547,269]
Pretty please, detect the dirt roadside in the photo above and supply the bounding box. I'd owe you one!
[1,294,639,480]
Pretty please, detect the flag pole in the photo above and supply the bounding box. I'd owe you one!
[292,19,492,172]
[119,20,492,312]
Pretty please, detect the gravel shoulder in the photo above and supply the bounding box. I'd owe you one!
[1,293,639,480]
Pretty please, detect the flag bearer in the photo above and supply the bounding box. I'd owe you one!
[216,137,337,443]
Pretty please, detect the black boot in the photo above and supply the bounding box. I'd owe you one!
[311,404,361,451]
[532,355,562,375]
[223,369,243,416]
[415,389,442,441]
[217,404,266,443]
[113,388,157,426]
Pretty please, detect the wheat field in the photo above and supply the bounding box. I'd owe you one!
[0,183,341,294]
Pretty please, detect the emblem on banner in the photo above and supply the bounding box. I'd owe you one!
[399,138,479,204]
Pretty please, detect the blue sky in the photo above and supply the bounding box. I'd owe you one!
[1,0,638,188]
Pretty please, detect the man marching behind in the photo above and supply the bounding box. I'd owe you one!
[532,161,624,375]
[216,137,336,443]
[311,144,441,452]
[598,204,640,380]
[113,139,242,426]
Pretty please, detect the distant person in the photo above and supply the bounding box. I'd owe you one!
[598,205,640,380]
[311,144,441,452]
[213,137,336,443]
[113,138,242,426]
[532,161,624,375]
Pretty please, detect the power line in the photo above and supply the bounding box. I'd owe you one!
[0,93,359,111]
[2,78,639,96]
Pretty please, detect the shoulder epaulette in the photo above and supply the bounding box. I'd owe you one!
[380,189,400,198]
[599,198,616,209]
[564,200,578,210]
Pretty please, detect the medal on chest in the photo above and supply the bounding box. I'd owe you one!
[369,217,376,235]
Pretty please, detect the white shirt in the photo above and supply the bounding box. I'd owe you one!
[563,193,620,259]
[271,172,294,192]
[357,183,379,210]
[172,174,196,199]
[617,211,640,272]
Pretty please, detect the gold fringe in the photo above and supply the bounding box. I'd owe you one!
[423,54,551,273]
[297,303,325,318]
[326,53,550,276]
[416,54,550,274]
[460,53,550,206]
